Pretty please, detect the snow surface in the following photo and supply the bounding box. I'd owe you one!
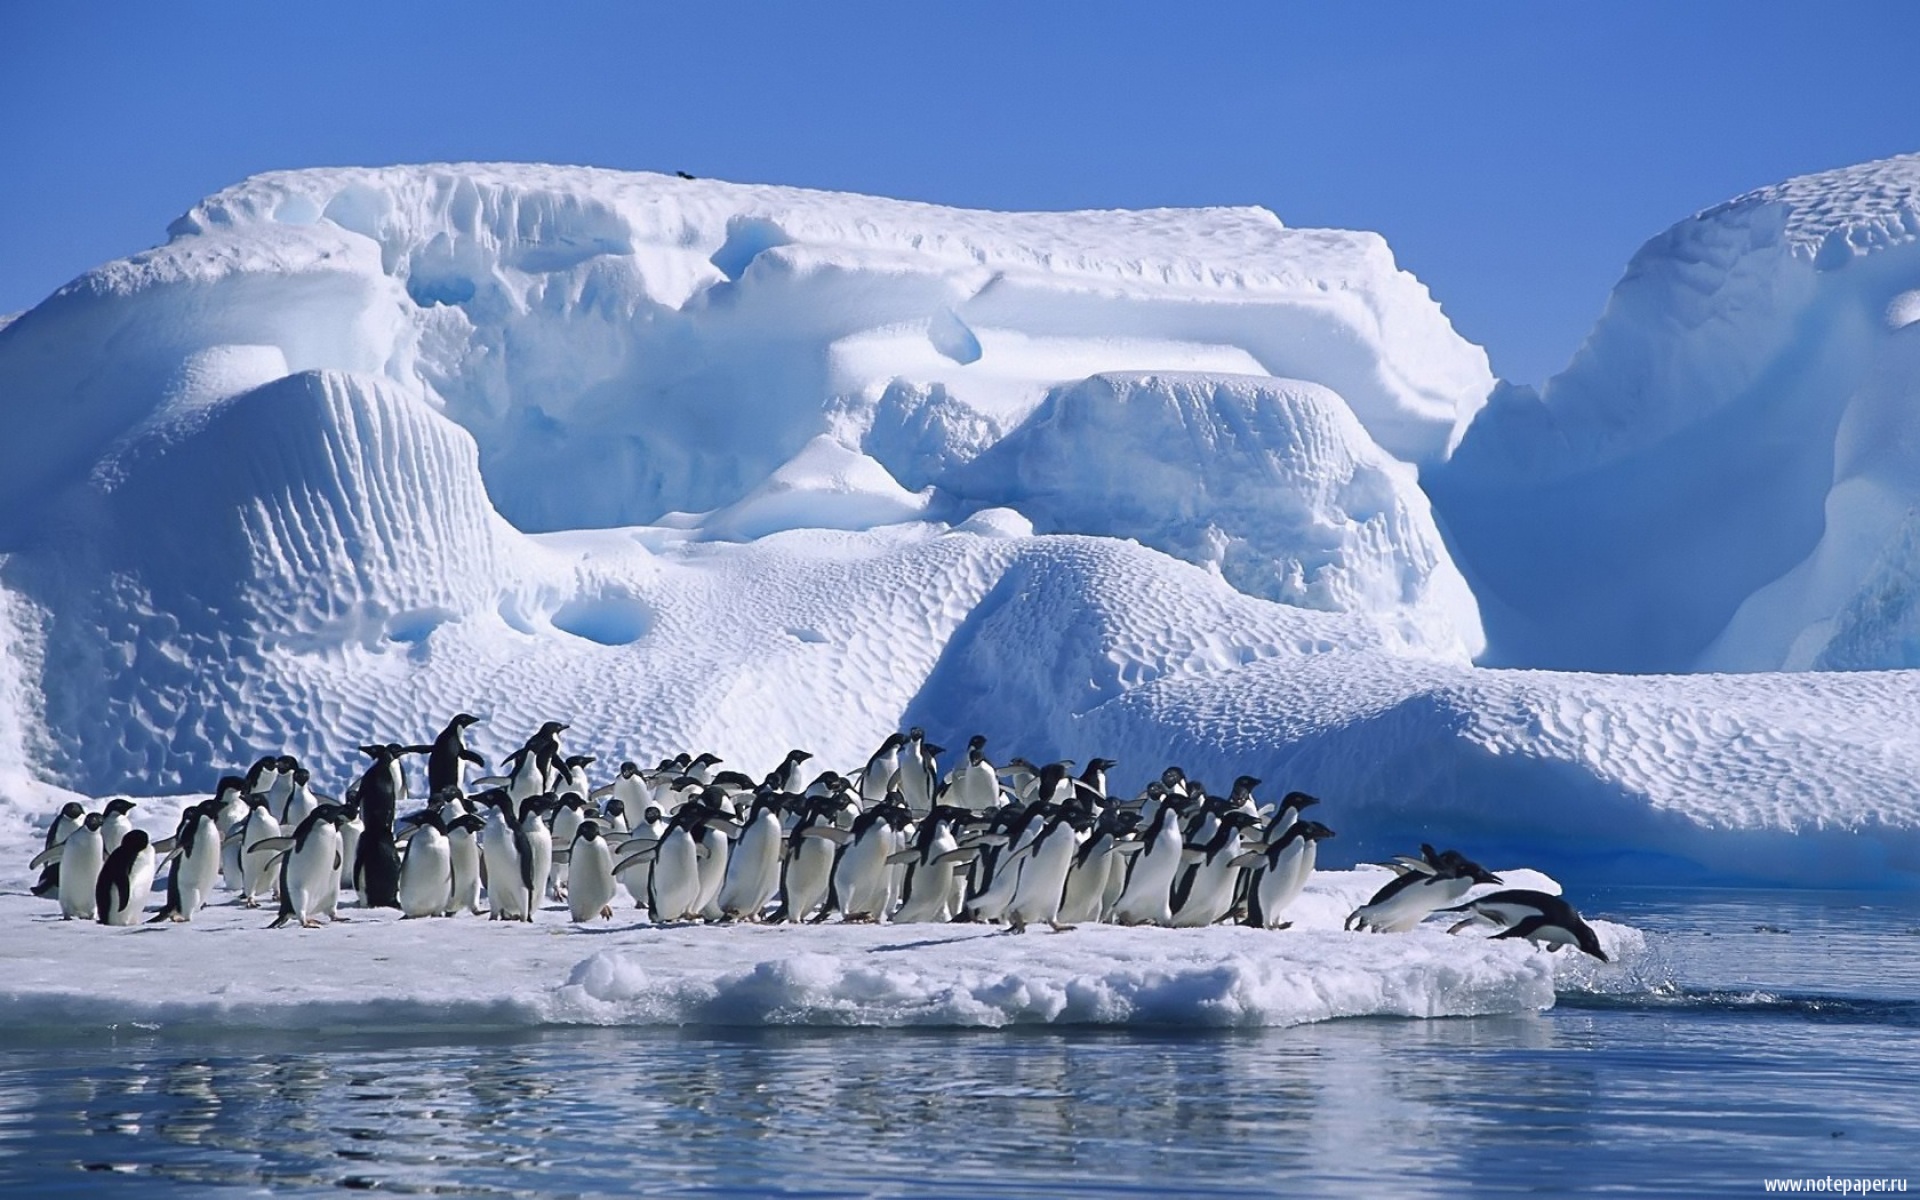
[1433,152,1920,673]
[1,160,1920,890]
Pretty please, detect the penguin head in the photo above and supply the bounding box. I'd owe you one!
[58,801,85,822]
[1292,820,1337,843]
[560,792,586,811]
[565,755,596,770]
[1160,766,1186,789]
[215,775,248,799]
[120,830,151,854]
[786,749,813,764]
[604,798,627,818]
[83,812,105,831]
[577,821,602,843]
[1282,791,1321,811]
[1230,775,1261,797]
[452,712,483,728]
[692,752,723,768]
[276,754,299,771]
[618,761,641,778]
[292,768,311,785]
[105,797,137,816]
[538,721,569,736]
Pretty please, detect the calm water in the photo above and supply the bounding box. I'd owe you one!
[2,889,1917,1197]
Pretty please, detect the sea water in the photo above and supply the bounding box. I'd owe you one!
[1,889,1916,1197]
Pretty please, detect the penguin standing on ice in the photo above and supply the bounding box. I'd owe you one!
[100,798,137,857]
[855,733,907,808]
[152,800,225,922]
[397,810,455,919]
[1110,790,1185,926]
[427,713,487,796]
[31,801,86,897]
[30,812,107,920]
[1245,820,1335,929]
[897,729,940,816]
[257,805,351,929]
[715,788,786,921]
[95,830,157,926]
[763,749,813,795]
[946,735,1001,811]
[563,821,619,922]
[354,742,430,838]
[444,811,487,916]
[353,821,404,910]
[233,796,284,907]
[771,794,847,923]
[1003,804,1093,934]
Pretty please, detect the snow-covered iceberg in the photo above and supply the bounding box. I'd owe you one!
[2,159,1919,888]
[1432,152,1920,674]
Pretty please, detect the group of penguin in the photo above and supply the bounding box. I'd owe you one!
[27,714,1609,960]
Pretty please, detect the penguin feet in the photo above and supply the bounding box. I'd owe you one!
[1004,919,1028,935]
[600,905,613,920]
[1046,921,1077,934]
[1277,921,1293,931]
[300,918,323,929]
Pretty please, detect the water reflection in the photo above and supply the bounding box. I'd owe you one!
[0,890,1916,1196]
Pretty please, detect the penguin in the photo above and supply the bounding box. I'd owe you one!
[259,756,299,819]
[1058,807,1135,925]
[559,756,596,804]
[715,788,785,921]
[589,760,651,818]
[353,821,404,910]
[353,743,430,838]
[31,801,86,897]
[336,801,365,891]
[476,790,532,922]
[1110,791,1186,926]
[397,810,455,919]
[1346,849,1501,933]
[256,805,350,928]
[1002,806,1092,934]
[519,795,556,918]
[563,821,618,922]
[896,729,939,816]
[963,801,1049,923]
[445,811,487,916]
[771,795,846,923]
[100,797,137,857]
[1259,790,1320,844]
[1078,758,1118,805]
[151,800,224,922]
[889,805,981,924]
[831,796,911,922]
[615,804,666,912]
[95,830,157,926]
[1245,820,1336,929]
[547,791,589,899]
[763,749,813,795]
[855,733,907,808]
[281,768,321,833]
[946,735,1001,811]
[233,797,284,907]
[1001,758,1044,805]
[427,713,487,796]
[1440,889,1610,961]
[615,803,708,923]
[213,774,256,895]
[33,812,106,920]
[691,791,738,920]
[1169,809,1262,928]
[684,752,722,786]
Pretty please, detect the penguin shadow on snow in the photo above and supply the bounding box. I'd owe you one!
[871,932,1004,953]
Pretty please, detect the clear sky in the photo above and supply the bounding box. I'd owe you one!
[3,1,1916,383]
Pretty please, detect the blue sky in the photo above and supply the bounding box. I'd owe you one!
[4,2,1916,383]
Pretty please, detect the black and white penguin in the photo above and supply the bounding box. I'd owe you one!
[281,768,321,833]
[214,773,257,895]
[1003,805,1093,934]
[1169,808,1262,928]
[763,749,813,796]
[831,796,912,921]
[397,810,455,919]
[896,729,938,816]
[100,797,137,857]
[563,821,619,922]
[614,804,666,911]
[771,794,847,923]
[1441,888,1610,960]
[614,802,708,923]
[855,733,907,808]
[715,788,785,921]
[353,743,430,839]
[1058,806,1135,925]
[475,790,532,922]
[151,800,224,922]
[1346,848,1501,933]
[945,735,1000,811]
[233,796,284,908]
[353,821,404,910]
[1110,790,1185,926]
[1245,820,1336,929]
[31,801,86,897]
[95,829,157,926]
[258,805,350,929]
[427,713,487,796]
[889,804,980,924]
[31,811,107,920]
[517,795,557,920]
[445,811,487,916]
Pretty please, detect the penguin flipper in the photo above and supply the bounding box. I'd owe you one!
[28,843,64,870]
